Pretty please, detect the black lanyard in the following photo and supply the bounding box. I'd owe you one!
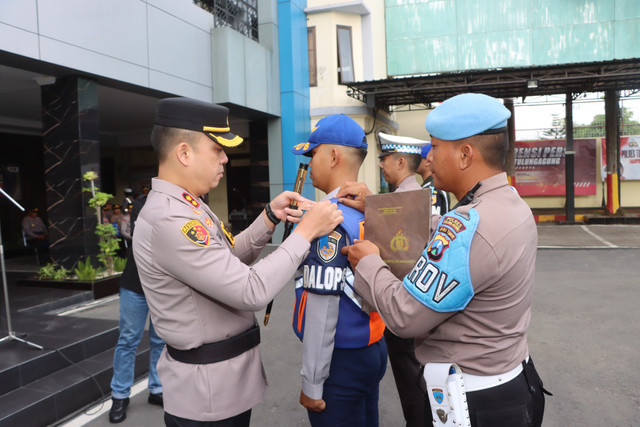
[453,182,482,209]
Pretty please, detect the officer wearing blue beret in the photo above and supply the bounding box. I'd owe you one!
[342,93,549,427]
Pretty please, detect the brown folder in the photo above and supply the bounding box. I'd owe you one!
[364,189,431,279]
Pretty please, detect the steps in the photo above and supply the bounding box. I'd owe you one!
[0,314,151,427]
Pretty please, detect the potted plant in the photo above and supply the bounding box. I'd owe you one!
[20,172,127,299]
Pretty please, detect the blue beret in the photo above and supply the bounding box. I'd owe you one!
[420,143,432,159]
[292,114,367,157]
[425,93,511,141]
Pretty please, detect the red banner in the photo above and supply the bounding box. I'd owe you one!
[514,139,596,196]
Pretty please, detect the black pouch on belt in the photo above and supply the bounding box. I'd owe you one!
[167,323,260,364]
[522,356,553,427]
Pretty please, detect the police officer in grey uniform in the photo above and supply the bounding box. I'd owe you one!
[377,132,429,427]
[133,97,343,427]
[342,93,548,426]
[378,132,424,193]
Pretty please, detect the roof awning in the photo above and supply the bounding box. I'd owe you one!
[346,59,640,110]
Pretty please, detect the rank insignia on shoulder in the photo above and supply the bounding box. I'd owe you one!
[181,220,210,246]
[220,222,235,247]
[182,192,200,208]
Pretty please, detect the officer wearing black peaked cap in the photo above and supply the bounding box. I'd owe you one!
[133,97,343,426]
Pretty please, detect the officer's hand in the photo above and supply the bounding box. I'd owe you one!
[340,239,380,269]
[336,181,372,213]
[294,200,343,242]
[300,390,326,412]
[267,191,313,224]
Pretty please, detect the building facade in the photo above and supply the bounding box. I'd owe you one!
[0,0,309,267]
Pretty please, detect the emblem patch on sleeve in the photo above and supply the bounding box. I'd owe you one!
[181,220,210,246]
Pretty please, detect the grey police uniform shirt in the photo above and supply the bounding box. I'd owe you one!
[133,178,310,421]
[395,175,422,192]
[300,188,339,400]
[353,172,537,376]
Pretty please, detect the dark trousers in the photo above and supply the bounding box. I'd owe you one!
[384,329,426,427]
[308,339,388,427]
[425,358,547,427]
[164,410,251,427]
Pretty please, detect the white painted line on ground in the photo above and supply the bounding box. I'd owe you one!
[580,225,617,248]
[58,378,147,426]
[56,295,120,316]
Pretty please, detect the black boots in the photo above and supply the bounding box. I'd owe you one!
[108,397,129,423]
[148,392,163,406]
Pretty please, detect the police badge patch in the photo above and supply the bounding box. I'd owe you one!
[317,230,342,263]
[181,220,210,246]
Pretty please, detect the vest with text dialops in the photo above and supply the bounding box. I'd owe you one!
[292,200,385,348]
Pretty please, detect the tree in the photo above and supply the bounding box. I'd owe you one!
[574,107,640,138]
[542,114,566,139]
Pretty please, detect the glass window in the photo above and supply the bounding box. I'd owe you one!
[337,26,354,84]
[308,27,317,87]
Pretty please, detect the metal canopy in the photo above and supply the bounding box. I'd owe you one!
[346,59,640,110]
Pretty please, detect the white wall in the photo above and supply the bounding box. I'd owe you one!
[0,0,276,107]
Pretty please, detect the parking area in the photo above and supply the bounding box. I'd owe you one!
[48,225,640,426]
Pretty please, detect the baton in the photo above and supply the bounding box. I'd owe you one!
[263,163,308,326]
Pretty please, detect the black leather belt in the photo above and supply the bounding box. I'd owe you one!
[166,323,260,364]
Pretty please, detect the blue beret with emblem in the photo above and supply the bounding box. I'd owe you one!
[425,93,511,141]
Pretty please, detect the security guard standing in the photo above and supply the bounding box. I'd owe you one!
[342,93,548,426]
[133,97,343,426]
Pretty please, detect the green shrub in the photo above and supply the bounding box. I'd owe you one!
[83,172,120,275]
[74,257,97,282]
[38,263,58,280]
[52,266,69,281]
[113,256,127,273]
[38,263,69,281]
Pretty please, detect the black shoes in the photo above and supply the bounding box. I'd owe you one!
[108,393,162,423]
[108,397,129,424]
[148,392,163,407]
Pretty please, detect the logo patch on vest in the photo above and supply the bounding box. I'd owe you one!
[181,220,209,246]
[182,192,200,208]
[317,230,341,263]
